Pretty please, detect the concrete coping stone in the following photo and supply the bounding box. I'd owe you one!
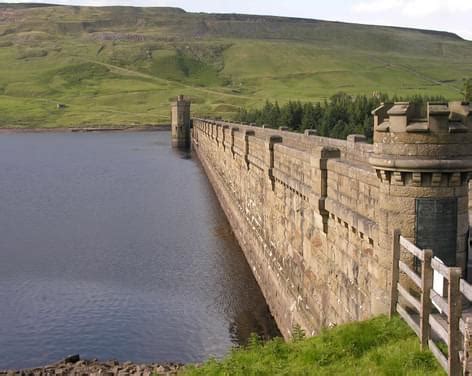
[388,103,410,116]
[429,103,450,116]
[347,134,368,143]
[406,122,429,133]
[376,122,390,132]
[369,155,472,171]
[266,135,283,143]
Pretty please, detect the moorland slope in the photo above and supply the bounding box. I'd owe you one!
[0,4,471,127]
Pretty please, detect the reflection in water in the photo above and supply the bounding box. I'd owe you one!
[207,221,280,345]
[0,131,279,370]
[229,306,280,345]
[171,146,192,160]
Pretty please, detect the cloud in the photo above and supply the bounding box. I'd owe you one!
[353,0,472,17]
[352,0,401,13]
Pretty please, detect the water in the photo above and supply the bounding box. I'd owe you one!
[0,131,279,369]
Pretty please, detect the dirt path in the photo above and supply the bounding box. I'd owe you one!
[77,57,254,100]
[373,56,463,93]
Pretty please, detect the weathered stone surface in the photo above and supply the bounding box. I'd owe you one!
[193,118,383,336]
[191,101,471,338]
[171,95,191,148]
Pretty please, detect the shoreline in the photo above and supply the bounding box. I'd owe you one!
[0,125,171,134]
[0,356,185,375]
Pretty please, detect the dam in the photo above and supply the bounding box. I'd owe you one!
[171,96,472,374]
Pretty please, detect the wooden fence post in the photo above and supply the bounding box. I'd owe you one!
[448,267,463,376]
[420,249,433,350]
[390,229,401,318]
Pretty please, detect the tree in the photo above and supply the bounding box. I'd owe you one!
[280,101,303,130]
[301,102,322,131]
[235,92,446,142]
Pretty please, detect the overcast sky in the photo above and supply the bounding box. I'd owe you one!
[4,0,472,40]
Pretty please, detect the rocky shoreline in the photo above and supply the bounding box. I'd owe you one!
[0,355,184,376]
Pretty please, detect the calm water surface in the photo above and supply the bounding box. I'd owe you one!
[0,131,278,369]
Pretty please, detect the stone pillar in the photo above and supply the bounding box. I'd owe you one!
[265,135,283,191]
[171,95,191,148]
[304,129,319,136]
[244,130,255,170]
[370,102,472,308]
[221,125,229,150]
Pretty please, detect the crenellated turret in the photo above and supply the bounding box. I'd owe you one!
[371,101,472,171]
[373,101,471,135]
[370,101,472,270]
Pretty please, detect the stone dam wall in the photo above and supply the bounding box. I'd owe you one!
[190,101,472,339]
[192,121,386,338]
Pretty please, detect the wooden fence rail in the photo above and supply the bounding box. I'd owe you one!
[390,229,472,376]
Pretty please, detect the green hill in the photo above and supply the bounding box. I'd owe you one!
[0,4,471,128]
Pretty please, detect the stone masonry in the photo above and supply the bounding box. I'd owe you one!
[184,99,472,338]
[171,95,191,148]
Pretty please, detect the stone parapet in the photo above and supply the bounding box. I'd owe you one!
[194,118,374,163]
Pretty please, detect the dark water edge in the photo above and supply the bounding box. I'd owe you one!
[0,131,279,369]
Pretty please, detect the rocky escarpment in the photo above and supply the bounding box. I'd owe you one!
[0,355,184,376]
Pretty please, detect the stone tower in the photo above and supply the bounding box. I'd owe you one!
[171,95,191,148]
[370,101,472,274]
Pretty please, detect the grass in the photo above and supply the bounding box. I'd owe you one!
[0,5,471,128]
[183,315,445,376]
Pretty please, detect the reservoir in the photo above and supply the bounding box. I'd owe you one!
[0,131,279,369]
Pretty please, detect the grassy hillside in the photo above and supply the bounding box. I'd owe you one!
[0,4,471,128]
[183,316,445,375]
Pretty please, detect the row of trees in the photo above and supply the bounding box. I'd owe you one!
[236,92,447,140]
[237,77,471,140]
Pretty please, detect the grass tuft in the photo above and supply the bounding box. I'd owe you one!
[183,316,445,376]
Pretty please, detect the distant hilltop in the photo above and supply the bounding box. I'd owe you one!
[0,3,470,128]
[0,3,465,41]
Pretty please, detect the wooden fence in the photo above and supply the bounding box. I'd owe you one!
[390,229,472,375]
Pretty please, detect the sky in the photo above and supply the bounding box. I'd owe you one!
[4,0,472,40]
